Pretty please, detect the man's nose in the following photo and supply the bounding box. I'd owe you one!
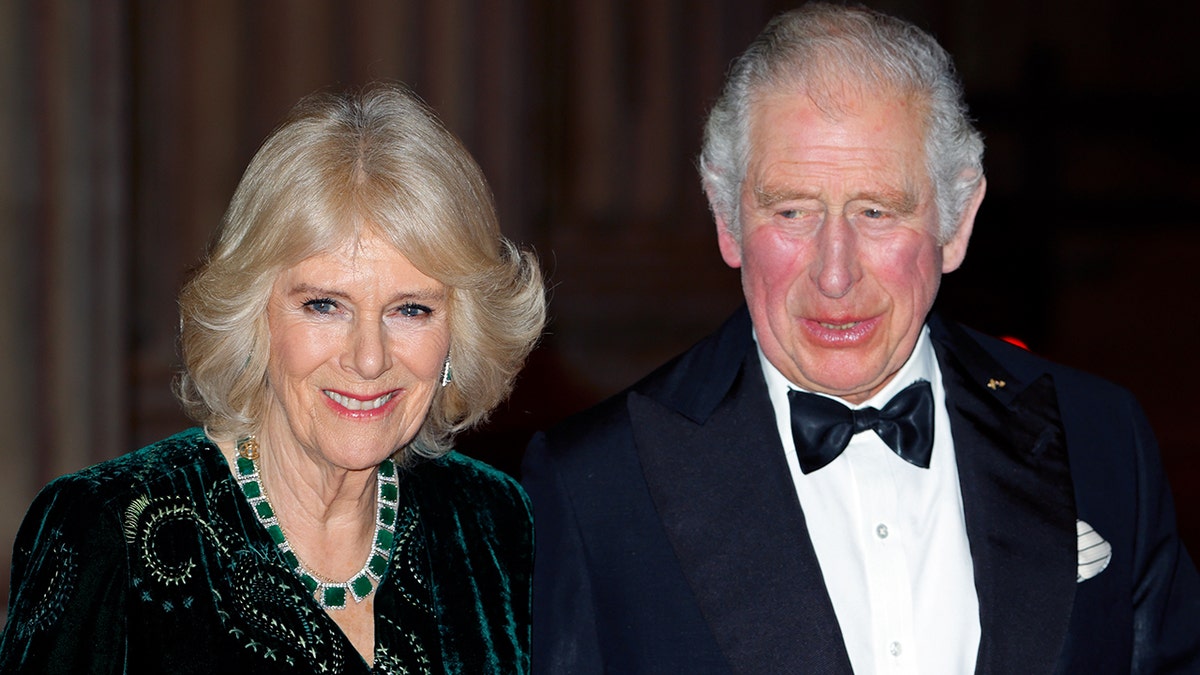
[811,216,861,299]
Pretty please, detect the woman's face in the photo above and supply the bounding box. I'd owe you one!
[262,229,450,471]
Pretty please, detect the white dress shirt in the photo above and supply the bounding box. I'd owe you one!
[758,326,981,674]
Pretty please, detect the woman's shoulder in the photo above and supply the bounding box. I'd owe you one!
[9,429,220,568]
[407,449,523,488]
[402,450,530,516]
[40,427,221,511]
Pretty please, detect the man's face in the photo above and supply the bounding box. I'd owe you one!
[717,90,980,404]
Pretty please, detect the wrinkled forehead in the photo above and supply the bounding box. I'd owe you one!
[740,90,934,216]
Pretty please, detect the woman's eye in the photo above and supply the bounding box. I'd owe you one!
[397,303,433,318]
[303,298,338,314]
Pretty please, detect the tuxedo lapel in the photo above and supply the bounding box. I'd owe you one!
[631,337,854,674]
[625,310,1077,672]
[930,317,1077,675]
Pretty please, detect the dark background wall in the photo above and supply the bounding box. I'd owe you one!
[2,0,1197,624]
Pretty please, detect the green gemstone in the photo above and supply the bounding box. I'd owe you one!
[369,554,388,577]
[381,483,399,502]
[266,524,286,545]
[351,574,373,599]
[323,586,346,609]
[236,457,255,476]
[376,529,394,551]
[255,502,275,520]
[379,461,395,478]
[380,506,396,526]
[243,481,262,499]
[301,574,319,593]
[282,550,299,569]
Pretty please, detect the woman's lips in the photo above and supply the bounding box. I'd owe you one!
[323,389,399,413]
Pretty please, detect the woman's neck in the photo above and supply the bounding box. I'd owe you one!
[220,428,382,581]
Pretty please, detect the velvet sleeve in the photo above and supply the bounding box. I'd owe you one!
[448,465,534,674]
[0,475,129,674]
[409,451,535,674]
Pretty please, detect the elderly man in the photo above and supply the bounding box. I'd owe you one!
[523,4,1200,674]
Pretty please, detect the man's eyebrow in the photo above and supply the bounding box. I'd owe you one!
[848,188,920,214]
[752,185,920,214]
[753,185,821,208]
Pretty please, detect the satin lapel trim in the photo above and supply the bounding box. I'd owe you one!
[934,337,1077,675]
[630,349,854,675]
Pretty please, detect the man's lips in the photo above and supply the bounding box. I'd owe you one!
[817,320,861,330]
[803,316,879,344]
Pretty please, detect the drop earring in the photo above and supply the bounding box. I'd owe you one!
[440,355,453,387]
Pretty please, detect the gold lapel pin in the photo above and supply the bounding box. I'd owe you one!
[986,378,1007,390]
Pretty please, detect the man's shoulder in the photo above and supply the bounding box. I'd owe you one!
[933,316,1133,404]
[541,307,753,451]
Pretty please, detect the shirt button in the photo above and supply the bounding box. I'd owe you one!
[875,523,889,539]
[889,641,902,657]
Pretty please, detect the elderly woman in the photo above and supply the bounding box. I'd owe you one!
[0,84,545,673]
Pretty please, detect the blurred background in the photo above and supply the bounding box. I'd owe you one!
[1,0,1197,623]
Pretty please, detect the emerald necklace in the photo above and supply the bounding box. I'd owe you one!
[233,436,400,610]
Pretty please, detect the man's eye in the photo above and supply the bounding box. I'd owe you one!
[398,303,433,318]
[779,209,800,219]
[303,298,337,314]
[863,208,885,219]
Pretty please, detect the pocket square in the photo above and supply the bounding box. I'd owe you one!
[1076,519,1112,582]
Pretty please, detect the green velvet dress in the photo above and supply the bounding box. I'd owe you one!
[0,428,532,674]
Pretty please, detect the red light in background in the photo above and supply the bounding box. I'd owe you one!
[1000,336,1030,351]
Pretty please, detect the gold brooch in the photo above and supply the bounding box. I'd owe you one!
[236,436,260,461]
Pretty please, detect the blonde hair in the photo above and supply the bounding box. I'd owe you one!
[176,83,546,459]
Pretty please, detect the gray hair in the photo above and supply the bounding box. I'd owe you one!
[700,3,984,243]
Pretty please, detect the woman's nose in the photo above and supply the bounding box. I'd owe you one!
[345,319,392,379]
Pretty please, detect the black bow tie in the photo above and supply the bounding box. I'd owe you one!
[787,380,934,474]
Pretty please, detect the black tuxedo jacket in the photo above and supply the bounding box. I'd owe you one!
[522,307,1200,674]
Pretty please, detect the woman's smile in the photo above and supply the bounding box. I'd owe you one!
[262,229,450,472]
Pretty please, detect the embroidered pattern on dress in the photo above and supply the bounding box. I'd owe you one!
[5,536,79,641]
[6,437,450,673]
[216,558,346,671]
[373,630,435,675]
[123,483,352,669]
[366,504,437,674]
[124,494,229,586]
[391,506,432,614]
[119,474,436,672]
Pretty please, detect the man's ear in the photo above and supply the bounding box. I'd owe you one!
[716,215,743,269]
[710,187,744,269]
[942,176,986,274]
